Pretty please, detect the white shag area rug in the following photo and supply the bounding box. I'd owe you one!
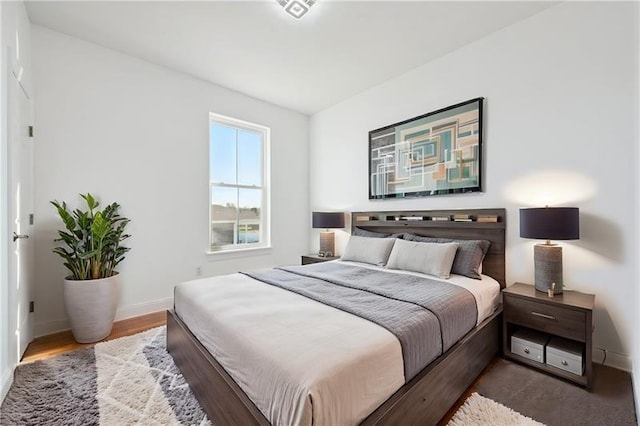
[94,327,210,425]
[1,326,210,425]
[448,392,546,426]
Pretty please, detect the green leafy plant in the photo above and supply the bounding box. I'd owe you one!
[51,193,131,280]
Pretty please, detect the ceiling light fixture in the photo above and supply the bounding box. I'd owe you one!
[277,0,316,19]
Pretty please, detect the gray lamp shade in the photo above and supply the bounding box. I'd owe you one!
[312,212,345,229]
[520,207,579,241]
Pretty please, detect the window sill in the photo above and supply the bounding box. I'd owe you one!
[206,246,273,261]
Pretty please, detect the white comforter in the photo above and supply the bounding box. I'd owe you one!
[173,261,500,426]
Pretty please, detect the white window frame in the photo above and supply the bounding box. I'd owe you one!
[208,113,271,254]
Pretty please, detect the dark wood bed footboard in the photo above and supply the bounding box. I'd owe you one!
[166,310,270,425]
[167,307,502,426]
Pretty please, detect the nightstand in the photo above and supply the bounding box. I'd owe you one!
[301,254,340,265]
[502,282,595,389]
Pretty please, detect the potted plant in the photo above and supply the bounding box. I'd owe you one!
[51,193,131,343]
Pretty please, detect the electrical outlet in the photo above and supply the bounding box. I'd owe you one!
[196,266,202,276]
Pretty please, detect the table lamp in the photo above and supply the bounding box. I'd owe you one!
[520,207,579,294]
[312,212,345,257]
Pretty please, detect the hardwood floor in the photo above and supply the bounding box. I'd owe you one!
[21,311,167,363]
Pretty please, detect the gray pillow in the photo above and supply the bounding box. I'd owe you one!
[342,236,397,266]
[387,239,459,279]
[402,233,436,242]
[353,227,404,239]
[403,233,491,280]
[352,227,389,238]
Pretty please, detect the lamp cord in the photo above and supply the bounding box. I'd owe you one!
[595,347,607,366]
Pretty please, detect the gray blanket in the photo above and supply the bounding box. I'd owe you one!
[242,262,477,381]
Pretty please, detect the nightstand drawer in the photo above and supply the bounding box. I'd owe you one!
[504,296,586,341]
[546,337,584,376]
[511,329,548,363]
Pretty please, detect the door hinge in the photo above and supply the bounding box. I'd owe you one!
[28,125,34,137]
[29,301,34,313]
[29,213,34,225]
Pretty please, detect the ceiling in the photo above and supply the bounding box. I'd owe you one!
[26,1,555,115]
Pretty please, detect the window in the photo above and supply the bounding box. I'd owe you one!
[209,113,270,252]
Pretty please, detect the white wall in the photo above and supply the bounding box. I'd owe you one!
[310,2,638,371]
[31,26,309,336]
[635,0,640,415]
[1,0,32,401]
[1,0,7,403]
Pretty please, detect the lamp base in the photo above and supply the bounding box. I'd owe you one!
[534,244,563,294]
[319,231,335,257]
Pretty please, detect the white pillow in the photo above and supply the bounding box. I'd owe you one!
[386,239,459,279]
[341,235,397,266]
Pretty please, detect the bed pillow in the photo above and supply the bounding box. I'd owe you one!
[341,235,397,266]
[352,227,404,239]
[403,233,490,280]
[402,234,438,243]
[386,239,459,279]
[352,227,390,238]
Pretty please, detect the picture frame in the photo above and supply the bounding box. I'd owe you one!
[369,97,483,200]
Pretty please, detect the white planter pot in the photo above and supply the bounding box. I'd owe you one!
[63,273,120,343]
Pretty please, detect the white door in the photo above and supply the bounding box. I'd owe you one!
[7,59,34,360]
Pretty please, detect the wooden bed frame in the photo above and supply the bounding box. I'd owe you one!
[167,208,506,425]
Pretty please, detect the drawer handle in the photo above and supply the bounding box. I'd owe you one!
[531,311,556,320]
[562,360,568,366]
[524,348,530,354]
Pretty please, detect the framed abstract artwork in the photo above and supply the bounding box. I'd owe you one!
[369,97,483,199]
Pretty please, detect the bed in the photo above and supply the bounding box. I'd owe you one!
[167,208,506,425]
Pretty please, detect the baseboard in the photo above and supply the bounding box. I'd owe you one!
[113,297,173,322]
[1,365,13,402]
[592,347,631,372]
[34,297,174,338]
[34,318,70,338]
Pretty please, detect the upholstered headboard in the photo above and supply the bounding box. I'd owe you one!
[351,208,506,288]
